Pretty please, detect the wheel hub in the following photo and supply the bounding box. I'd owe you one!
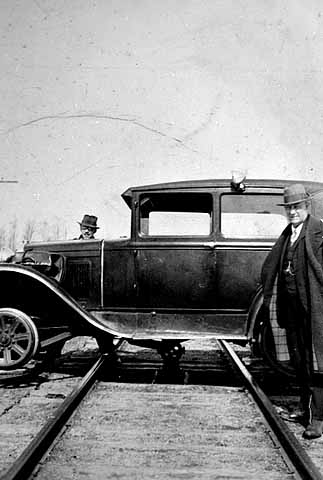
[0,332,11,348]
[158,342,185,370]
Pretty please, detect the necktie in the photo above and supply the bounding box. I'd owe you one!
[290,227,298,245]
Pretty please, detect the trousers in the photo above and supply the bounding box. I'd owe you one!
[283,290,323,421]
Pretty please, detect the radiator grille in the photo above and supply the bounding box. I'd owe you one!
[64,260,92,298]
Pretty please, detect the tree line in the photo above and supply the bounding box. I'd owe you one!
[0,217,68,252]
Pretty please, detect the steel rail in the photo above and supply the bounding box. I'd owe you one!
[1,344,122,480]
[219,339,323,480]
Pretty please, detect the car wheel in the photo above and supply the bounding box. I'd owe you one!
[0,308,39,370]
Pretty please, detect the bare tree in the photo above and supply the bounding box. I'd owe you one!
[22,219,36,243]
[0,226,6,248]
[37,218,68,242]
[52,223,60,241]
[7,217,18,251]
[50,217,68,240]
[37,220,52,242]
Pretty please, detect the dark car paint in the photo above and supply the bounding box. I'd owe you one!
[7,178,323,344]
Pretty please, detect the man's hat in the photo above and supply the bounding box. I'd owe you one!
[277,184,310,206]
[78,214,99,229]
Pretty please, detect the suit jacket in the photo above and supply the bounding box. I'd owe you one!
[261,214,323,370]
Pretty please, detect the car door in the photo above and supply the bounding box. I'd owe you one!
[102,238,137,308]
[135,190,217,310]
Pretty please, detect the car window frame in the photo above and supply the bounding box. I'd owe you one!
[134,190,215,241]
[218,190,287,241]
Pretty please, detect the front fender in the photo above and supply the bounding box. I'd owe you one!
[0,263,119,336]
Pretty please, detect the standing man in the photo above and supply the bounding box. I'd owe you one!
[78,214,99,240]
[261,183,323,439]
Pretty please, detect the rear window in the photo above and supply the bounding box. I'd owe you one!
[139,192,212,236]
[220,193,288,239]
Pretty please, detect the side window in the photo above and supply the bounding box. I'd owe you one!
[220,193,288,239]
[139,192,213,236]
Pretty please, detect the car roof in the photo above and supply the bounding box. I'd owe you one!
[121,178,323,208]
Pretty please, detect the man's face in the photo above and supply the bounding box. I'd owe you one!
[80,226,96,239]
[284,201,309,226]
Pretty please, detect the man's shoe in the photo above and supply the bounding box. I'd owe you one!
[303,420,323,440]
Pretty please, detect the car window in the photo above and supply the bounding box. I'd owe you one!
[220,193,288,238]
[139,192,212,236]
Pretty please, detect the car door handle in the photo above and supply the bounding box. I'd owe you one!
[203,242,216,249]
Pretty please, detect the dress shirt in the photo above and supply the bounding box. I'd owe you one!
[290,223,303,245]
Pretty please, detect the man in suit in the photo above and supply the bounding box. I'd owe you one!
[78,214,99,240]
[262,183,323,439]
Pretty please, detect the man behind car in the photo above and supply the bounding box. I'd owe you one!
[78,214,99,240]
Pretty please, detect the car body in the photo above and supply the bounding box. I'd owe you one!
[1,177,323,370]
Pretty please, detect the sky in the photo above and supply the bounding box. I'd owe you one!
[1,0,323,243]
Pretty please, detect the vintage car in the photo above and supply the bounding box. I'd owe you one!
[1,177,323,372]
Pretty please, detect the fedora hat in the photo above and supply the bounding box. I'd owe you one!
[277,184,310,206]
[78,214,99,229]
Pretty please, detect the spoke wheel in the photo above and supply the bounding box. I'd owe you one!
[0,308,39,370]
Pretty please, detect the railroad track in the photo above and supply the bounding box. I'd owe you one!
[1,339,323,479]
[219,340,323,480]
[1,354,108,480]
